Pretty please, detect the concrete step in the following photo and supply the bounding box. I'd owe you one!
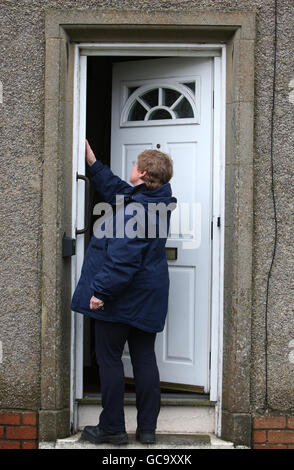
[39,432,235,449]
[78,395,216,434]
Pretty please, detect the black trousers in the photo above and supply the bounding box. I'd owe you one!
[94,319,161,433]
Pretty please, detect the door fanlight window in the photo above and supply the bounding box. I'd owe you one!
[120,79,200,127]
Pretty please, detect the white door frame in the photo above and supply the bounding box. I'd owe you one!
[71,42,226,437]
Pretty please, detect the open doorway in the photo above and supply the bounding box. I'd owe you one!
[83,55,212,399]
[84,55,182,397]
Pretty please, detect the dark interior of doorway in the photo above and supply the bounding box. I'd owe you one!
[83,56,205,399]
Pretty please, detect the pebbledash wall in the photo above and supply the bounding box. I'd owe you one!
[0,1,293,450]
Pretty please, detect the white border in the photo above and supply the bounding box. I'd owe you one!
[71,42,226,436]
[70,52,87,431]
[210,49,226,436]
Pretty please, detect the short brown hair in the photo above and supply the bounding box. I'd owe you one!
[137,149,173,190]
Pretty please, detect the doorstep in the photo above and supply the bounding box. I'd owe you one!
[77,394,216,434]
[39,432,236,449]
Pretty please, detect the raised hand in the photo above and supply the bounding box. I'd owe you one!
[85,139,97,167]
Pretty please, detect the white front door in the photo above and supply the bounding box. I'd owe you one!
[111,57,213,392]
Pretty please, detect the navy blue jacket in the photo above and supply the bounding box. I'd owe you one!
[70,159,177,333]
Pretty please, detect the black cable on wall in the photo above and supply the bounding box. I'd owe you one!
[264,0,278,412]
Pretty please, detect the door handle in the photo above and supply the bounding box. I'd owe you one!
[76,172,90,235]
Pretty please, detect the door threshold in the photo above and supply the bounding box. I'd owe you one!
[78,393,215,407]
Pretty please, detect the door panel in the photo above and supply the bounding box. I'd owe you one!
[122,143,153,181]
[111,57,213,391]
[166,266,195,363]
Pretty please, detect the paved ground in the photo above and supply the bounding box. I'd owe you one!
[39,432,246,449]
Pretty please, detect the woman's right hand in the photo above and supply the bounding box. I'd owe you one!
[85,139,97,166]
[90,296,104,310]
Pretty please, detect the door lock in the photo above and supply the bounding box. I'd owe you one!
[166,247,177,260]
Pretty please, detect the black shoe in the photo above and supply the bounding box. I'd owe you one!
[135,428,156,444]
[81,425,128,445]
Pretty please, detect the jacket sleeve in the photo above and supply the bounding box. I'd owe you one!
[88,159,132,203]
[90,219,149,302]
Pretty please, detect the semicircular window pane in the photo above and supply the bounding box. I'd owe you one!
[173,97,194,118]
[128,100,147,121]
[141,89,158,107]
[149,108,173,120]
[162,88,181,107]
[126,86,195,122]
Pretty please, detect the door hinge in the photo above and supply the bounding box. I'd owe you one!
[211,220,213,240]
[211,218,221,240]
[209,351,211,370]
[212,90,214,109]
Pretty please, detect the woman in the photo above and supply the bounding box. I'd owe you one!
[71,140,177,445]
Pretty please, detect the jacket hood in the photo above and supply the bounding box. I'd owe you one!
[129,182,177,208]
